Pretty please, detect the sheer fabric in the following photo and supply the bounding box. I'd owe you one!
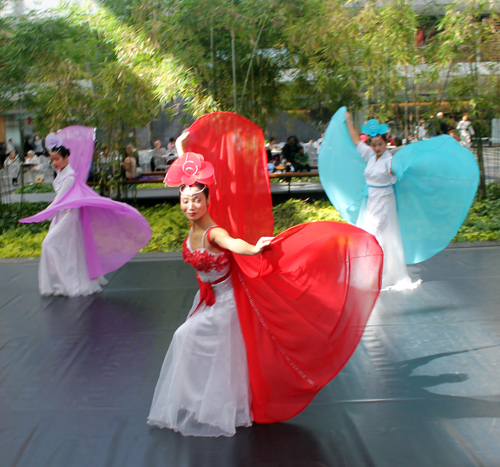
[20,126,152,279]
[319,106,479,265]
[184,112,274,244]
[38,165,106,296]
[174,112,383,425]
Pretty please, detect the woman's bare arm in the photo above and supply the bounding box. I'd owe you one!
[210,228,273,255]
[345,111,361,146]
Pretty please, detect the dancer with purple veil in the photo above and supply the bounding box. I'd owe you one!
[20,126,152,297]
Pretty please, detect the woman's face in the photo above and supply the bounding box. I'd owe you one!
[180,186,209,221]
[50,151,69,171]
[370,136,387,157]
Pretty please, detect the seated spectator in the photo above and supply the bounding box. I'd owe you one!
[122,151,137,180]
[4,150,20,168]
[266,137,279,150]
[24,150,39,165]
[24,137,33,154]
[6,139,15,154]
[295,146,311,172]
[4,150,21,184]
[23,150,40,183]
[267,149,277,173]
[98,147,111,165]
[151,140,167,170]
[126,143,143,177]
[167,137,176,151]
[281,135,303,172]
[33,135,45,155]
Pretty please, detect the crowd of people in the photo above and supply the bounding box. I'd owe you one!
[414,112,475,148]
[93,137,180,182]
[264,111,477,176]
[0,134,182,188]
[265,133,324,173]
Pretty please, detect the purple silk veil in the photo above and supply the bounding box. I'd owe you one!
[20,126,152,279]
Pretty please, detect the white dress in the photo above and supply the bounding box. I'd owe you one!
[39,165,107,297]
[356,142,419,290]
[147,228,252,437]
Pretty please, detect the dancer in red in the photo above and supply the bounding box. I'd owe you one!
[147,112,383,437]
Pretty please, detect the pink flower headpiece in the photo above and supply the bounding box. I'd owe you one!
[164,152,215,187]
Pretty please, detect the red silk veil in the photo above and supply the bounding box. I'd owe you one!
[184,112,274,244]
[185,112,382,423]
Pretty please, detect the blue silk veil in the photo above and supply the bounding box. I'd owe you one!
[319,106,479,264]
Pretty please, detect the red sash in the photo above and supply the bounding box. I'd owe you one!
[190,270,232,317]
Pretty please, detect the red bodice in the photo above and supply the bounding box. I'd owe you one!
[182,238,231,273]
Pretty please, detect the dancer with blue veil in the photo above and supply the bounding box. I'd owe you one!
[319,106,479,290]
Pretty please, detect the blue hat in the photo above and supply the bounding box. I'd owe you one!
[361,119,389,137]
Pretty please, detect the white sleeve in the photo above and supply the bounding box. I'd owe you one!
[356,142,374,162]
[53,176,75,203]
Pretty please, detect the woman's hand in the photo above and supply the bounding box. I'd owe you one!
[175,131,190,156]
[345,110,361,146]
[253,236,274,254]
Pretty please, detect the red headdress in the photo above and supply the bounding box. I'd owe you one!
[164,152,215,187]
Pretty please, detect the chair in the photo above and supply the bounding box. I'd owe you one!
[164,153,178,167]
[0,169,12,202]
[152,155,167,171]
[8,162,20,185]
[36,155,55,183]
[138,150,153,172]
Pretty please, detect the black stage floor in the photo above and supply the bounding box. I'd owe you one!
[1,246,500,467]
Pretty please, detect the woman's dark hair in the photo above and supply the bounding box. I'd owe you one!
[50,145,70,158]
[169,137,175,143]
[367,134,388,144]
[180,181,209,199]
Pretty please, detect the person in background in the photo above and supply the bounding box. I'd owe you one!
[167,138,176,151]
[33,135,45,155]
[152,140,167,171]
[281,135,302,172]
[125,143,143,177]
[457,115,475,148]
[436,112,448,135]
[123,149,137,180]
[6,139,15,154]
[295,146,311,172]
[4,150,20,168]
[23,150,40,183]
[416,118,428,140]
[24,137,33,155]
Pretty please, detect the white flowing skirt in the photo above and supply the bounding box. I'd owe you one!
[39,208,107,297]
[357,192,419,290]
[147,275,252,437]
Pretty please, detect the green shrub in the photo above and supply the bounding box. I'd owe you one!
[273,199,344,235]
[138,203,189,252]
[453,185,500,242]
[14,184,54,194]
[0,203,51,234]
[1,185,500,258]
[135,183,165,189]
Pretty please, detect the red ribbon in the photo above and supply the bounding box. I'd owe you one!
[190,270,231,317]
